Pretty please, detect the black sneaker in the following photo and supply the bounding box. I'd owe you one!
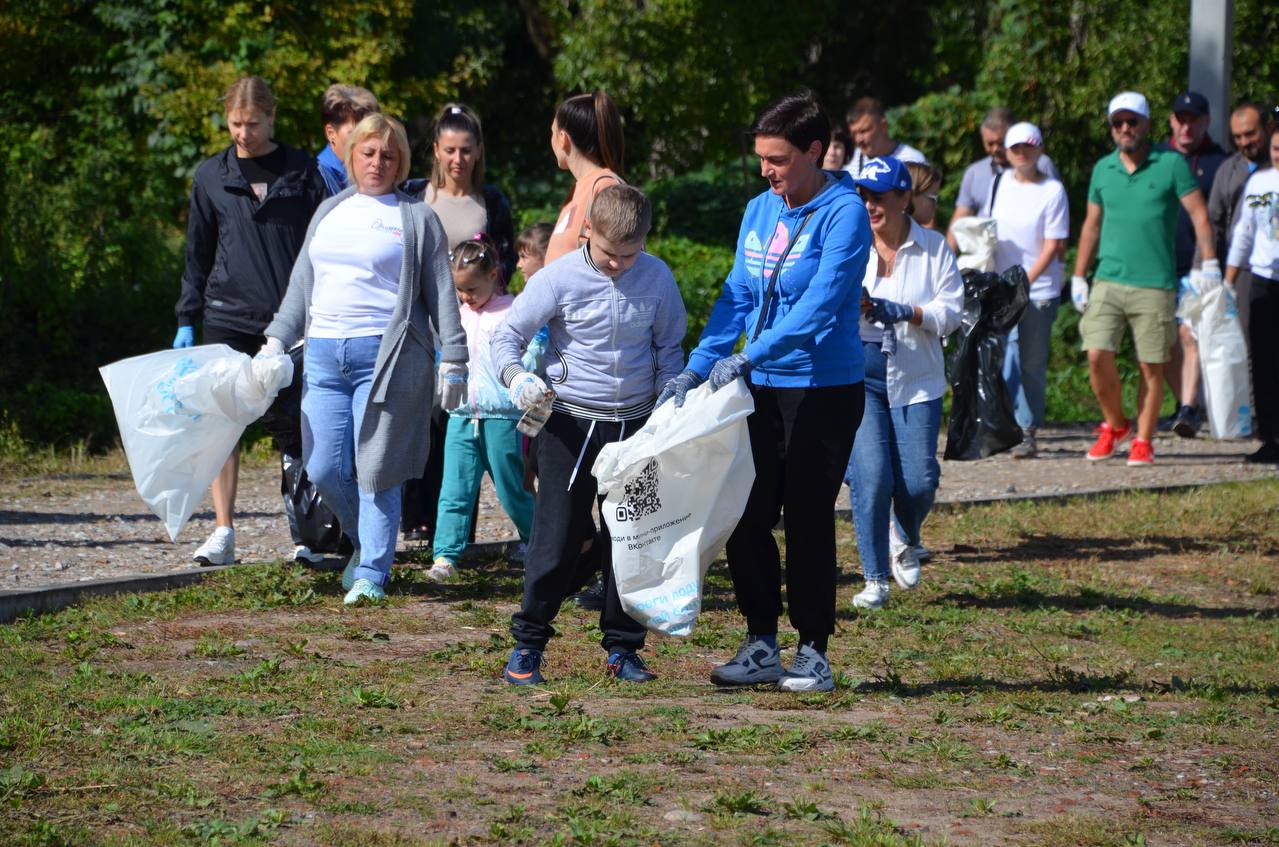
[1172,405,1201,439]
[1245,442,1279,464]
[573,576,606,611]
[503,648,545,686]
[607,651,657,682]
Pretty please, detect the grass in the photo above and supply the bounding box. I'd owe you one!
[1,479,1277,845]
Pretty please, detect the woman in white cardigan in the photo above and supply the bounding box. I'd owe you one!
[844,156,963,609]
[263,114,468,605]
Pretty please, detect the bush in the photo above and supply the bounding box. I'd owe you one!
[645,235,735,352]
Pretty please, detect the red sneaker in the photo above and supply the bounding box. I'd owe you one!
[1086,420,1132,461]
[1126,437,1154,466]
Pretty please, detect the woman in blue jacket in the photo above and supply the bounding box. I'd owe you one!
[661,91,871,692]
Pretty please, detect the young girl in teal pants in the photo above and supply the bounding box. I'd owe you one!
[429,235,541,580]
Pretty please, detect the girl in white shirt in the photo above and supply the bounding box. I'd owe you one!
[846,157,963,610]
[1225,125,1279,463]
[992,122,1070,458]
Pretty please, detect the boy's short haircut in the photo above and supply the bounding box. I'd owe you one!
[516,222,554,259]
[321,84,380,129]
[587,184,651,244]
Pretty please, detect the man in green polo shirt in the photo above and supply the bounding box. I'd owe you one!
[1071,91,1220,466]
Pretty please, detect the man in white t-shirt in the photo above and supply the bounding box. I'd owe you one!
[843,96,927,178]
[990,122,1070,458]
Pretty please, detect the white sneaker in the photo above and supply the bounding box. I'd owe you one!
[777,644,834,692]
[709,637,782,686]
[852,579,891,609]
[292,545,325,565]
[889,520,930,563]
[427,558,458,582]
[891,546,922,590]
[192,526,235,566]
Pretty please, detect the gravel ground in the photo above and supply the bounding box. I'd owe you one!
[2,425,1274,591]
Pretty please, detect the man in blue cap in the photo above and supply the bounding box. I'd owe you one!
[1160,91,1228,438]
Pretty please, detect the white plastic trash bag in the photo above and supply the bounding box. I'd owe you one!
[100,345,295,541]
[1182,286,1253,439]
[951,216,998,272]
[592,380,755,636]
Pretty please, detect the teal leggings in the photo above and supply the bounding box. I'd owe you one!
[433,416,535,564]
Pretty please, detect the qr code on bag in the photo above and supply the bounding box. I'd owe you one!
[615,460,661,522]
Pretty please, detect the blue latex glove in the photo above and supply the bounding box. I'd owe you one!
[173,326,194,349]
[868,298,915,325]
[708,353,753,391]
[656,369,702,408]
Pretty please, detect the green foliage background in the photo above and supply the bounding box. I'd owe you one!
[1,0,1275,449]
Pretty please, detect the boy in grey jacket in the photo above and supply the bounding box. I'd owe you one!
[492,184,687,684]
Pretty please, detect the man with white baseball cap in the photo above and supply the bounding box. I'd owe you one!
[1071,92,1220,467]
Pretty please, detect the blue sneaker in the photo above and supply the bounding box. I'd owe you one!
[340,549,360,592]
[504,648,545,686]
[343,577,385,606]
[607,651,657,682]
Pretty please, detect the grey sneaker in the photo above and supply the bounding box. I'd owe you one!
[709,637,782,686]
[192,526,235,566]
[778,644,834,692]
[1011,428,1038,458]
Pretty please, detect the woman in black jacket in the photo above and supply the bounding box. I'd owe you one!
[173,75,327,568]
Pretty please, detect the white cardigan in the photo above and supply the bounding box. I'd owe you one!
[861,219,964,407]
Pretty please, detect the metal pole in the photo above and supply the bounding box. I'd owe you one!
[1189,0,1234,148]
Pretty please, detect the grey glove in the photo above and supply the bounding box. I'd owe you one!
[708,353,753,391]
[656,369,702,408]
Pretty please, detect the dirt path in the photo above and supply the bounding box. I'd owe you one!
[2,425,1274,591]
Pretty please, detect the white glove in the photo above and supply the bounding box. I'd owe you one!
[1070,275,1090,314]
[438,361,468,411]
[256,336,284,358]
[1197,258,1223,294]
[507,371,549,411]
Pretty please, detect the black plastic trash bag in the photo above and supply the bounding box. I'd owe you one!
[944,265,1030,461]
[282,452,349,554]
[275,345,349,555]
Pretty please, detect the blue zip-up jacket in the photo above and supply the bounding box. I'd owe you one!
[687,170,871,387]
[317,145,347,196]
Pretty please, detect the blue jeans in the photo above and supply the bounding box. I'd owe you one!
[302,336,402,586]
[845,342,942,582]
[1002,297,1059,429]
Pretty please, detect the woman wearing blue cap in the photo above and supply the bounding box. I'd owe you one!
[658,90,872,691]
[846,156,963,610]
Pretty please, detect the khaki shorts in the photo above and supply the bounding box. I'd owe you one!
[1079,280,1177,363]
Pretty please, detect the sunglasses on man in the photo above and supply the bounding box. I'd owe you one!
[1110,116,1143,130]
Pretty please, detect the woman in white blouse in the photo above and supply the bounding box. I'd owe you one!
[263,114,468,605]
[845,156,963,609]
